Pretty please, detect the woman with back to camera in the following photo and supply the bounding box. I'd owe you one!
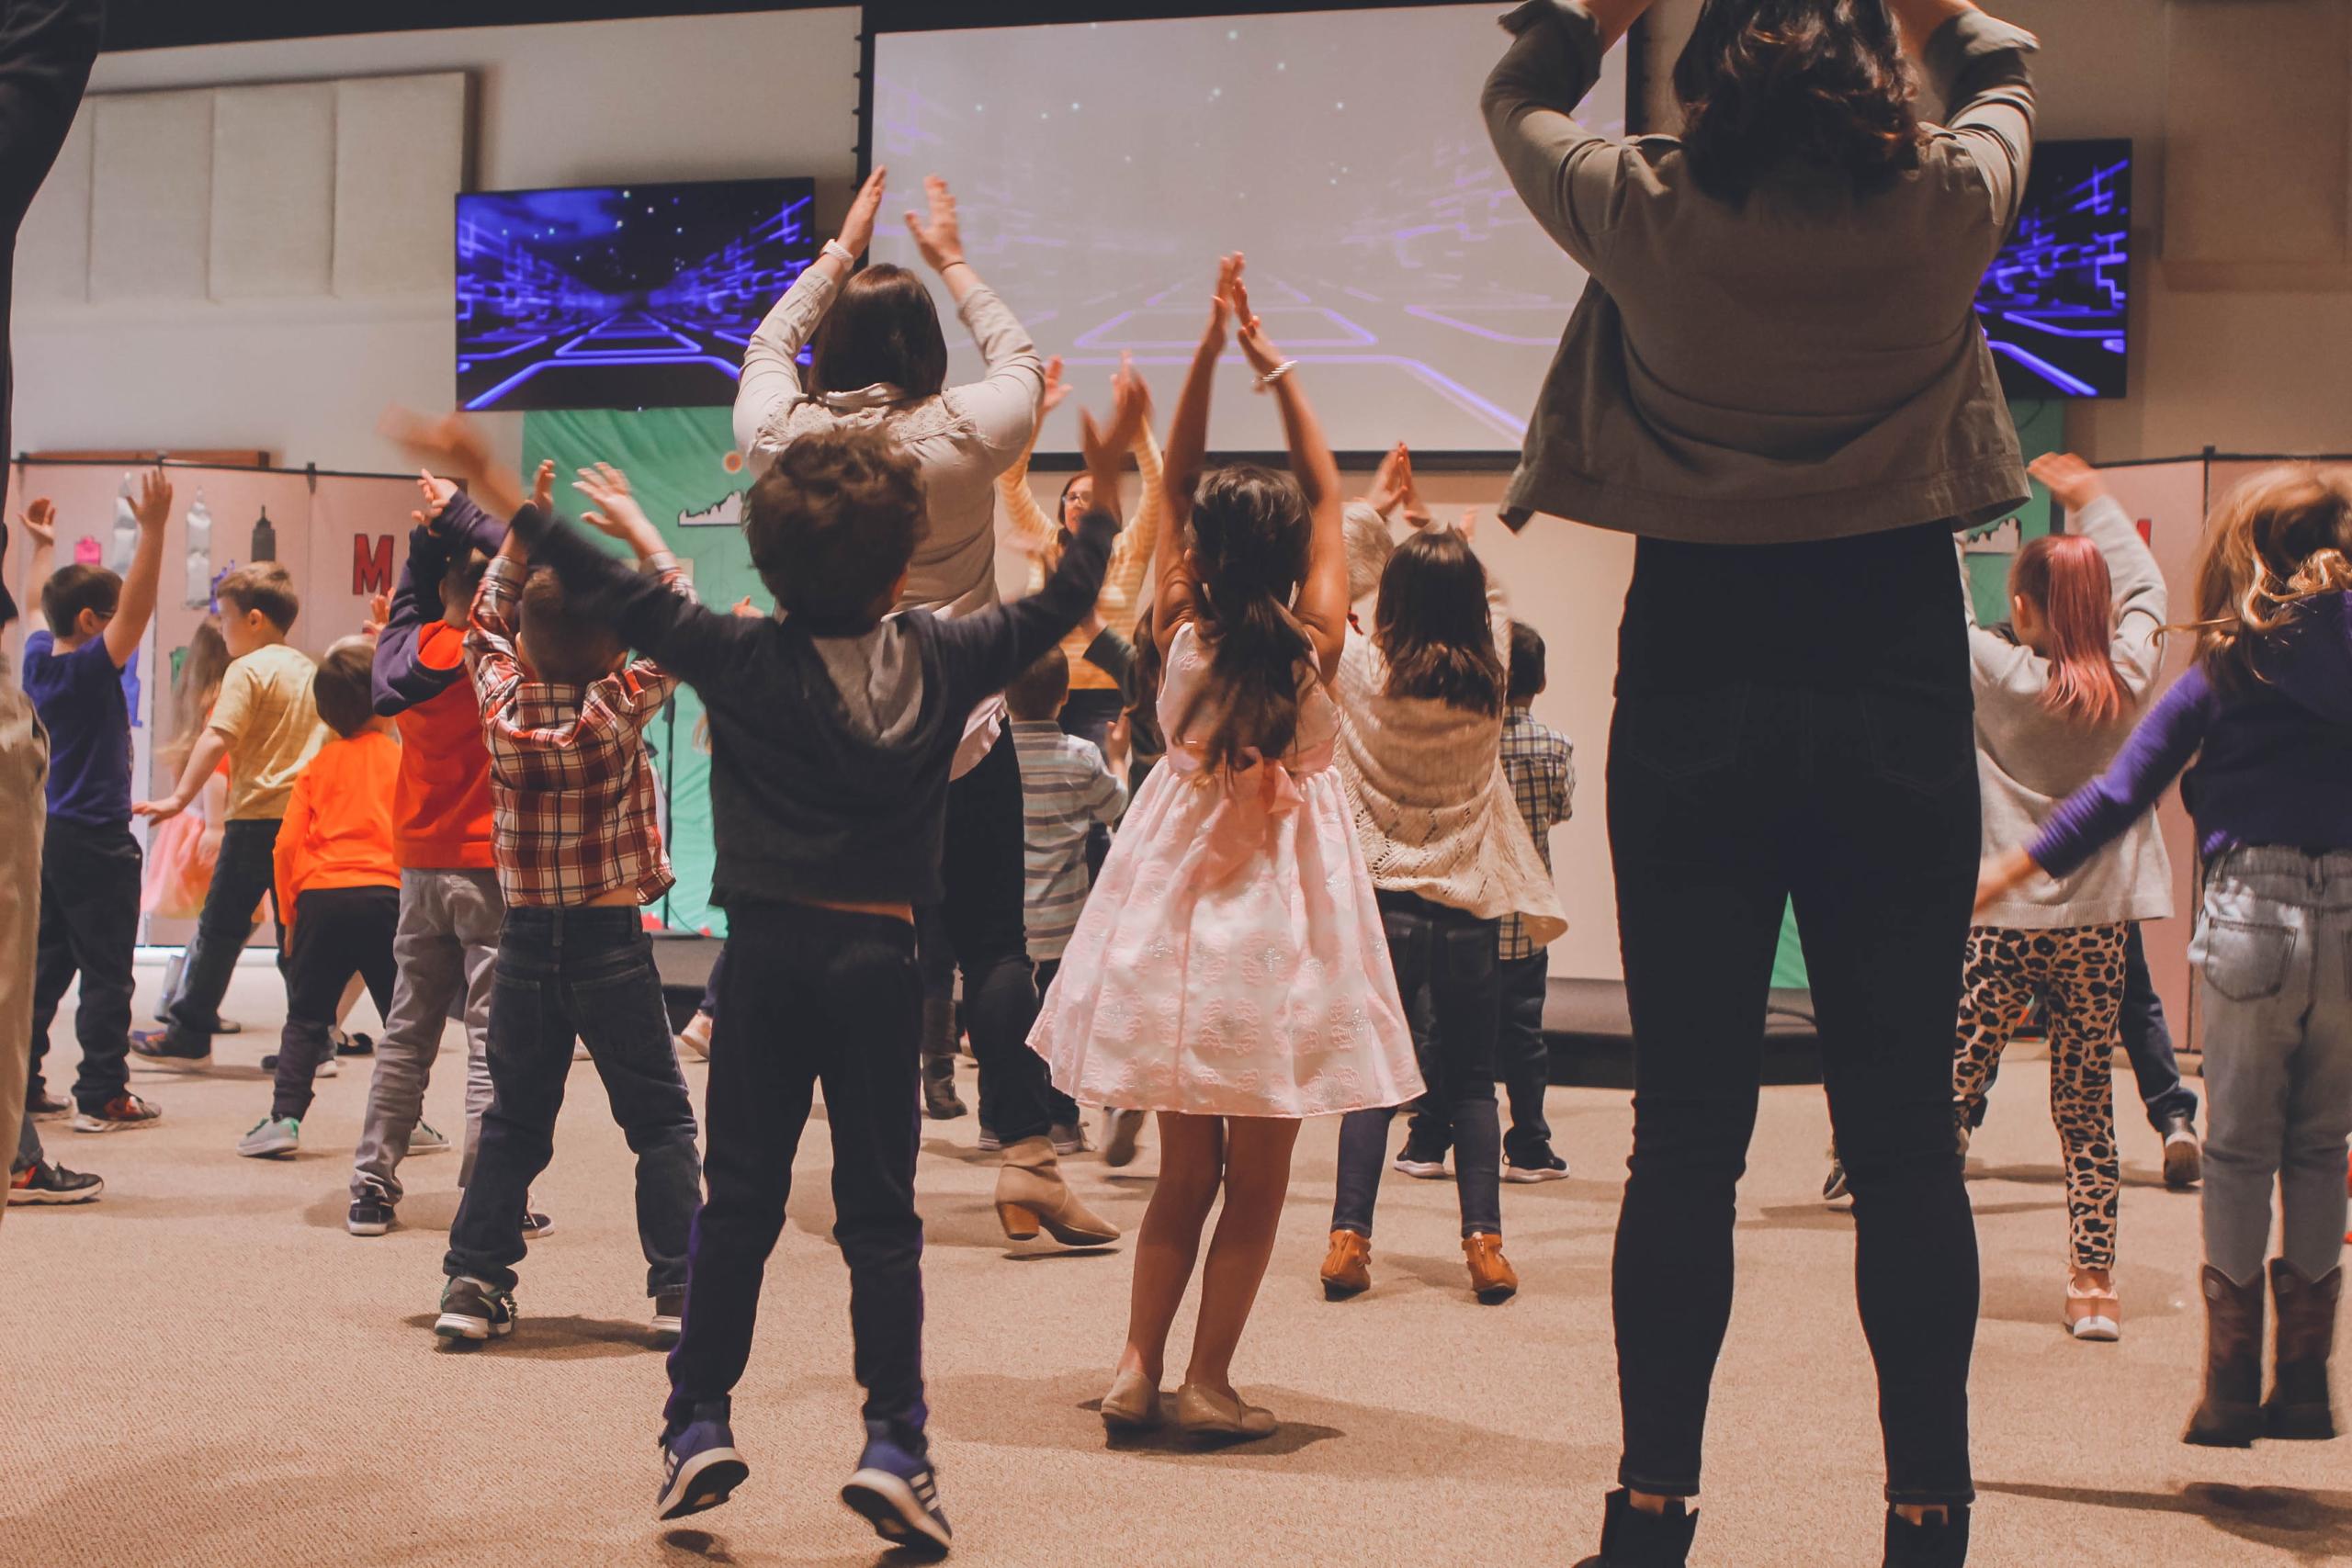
[1485,1,2036,1563]
[735,168,1117,1249]
[1949,452,2174,1345]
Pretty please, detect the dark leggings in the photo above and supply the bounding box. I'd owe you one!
[1609,525,1981,1508]
[932,728,1057,1145]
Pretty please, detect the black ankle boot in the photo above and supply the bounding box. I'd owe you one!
[1573,1489,1696,1567]
[1883,1506,1969,1566]
[2183,1264,2266,1447]
[2263,1259,2341,1439]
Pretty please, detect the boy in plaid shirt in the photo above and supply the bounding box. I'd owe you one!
[1405,618,1576,1181]
[399,426,702,1349]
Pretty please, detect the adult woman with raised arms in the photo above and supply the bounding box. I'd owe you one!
[1485,2,2037,1563]
[733,168,1117,1248]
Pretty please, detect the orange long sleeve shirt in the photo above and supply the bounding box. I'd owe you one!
[273,728,401,930]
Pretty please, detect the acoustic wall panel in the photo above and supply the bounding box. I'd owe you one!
[2165,0,2350,269]
[89,91,214,302]
[333,73,466,297]
[15,107,92,306]
[209,83,336,299]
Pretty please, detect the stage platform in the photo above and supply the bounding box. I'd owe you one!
[650,936,1827,1087]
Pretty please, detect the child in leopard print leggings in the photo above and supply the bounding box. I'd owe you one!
[1957,455,2177,1343]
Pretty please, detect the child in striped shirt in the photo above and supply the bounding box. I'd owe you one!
[1007,647,1129,1001]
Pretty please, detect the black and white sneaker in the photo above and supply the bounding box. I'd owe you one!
[521,1198,553,1239]
[8,1159,105,1204]
[650,1288,685,1348]
[28,1088,71,1122]
[1504,1151,1570,1183]
[657,1406,748,1520]
[434,1275,517,1341]
[347,1195,398,1236]
[841,1422,952,1557]
[1394,1142,1451,1180]
[259,1053,337,1078]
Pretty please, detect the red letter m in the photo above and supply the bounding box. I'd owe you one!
[353,533,394,596]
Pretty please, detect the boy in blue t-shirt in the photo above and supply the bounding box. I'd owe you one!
[18,473,170,1133]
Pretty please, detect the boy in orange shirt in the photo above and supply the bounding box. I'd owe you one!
[238,640,401,1158]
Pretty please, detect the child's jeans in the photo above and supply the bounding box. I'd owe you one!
[666,902,928,1446]
[28,818,141,1113]
[272,886,398,1122]
[444,907,699,1296]
[352,869,501,1202]
[2193,847,2352,1285]
[163,816,283,1052]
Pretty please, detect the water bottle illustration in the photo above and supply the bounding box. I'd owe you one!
[108,473,138,573]
[184,490,214,608]
[251,504,277,562]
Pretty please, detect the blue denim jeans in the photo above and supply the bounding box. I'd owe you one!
[444,907,700,1295]
[2191,848,2352,1284]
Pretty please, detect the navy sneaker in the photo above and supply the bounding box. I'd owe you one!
[129,1029,210,1068]
[841,1421,952,1556]
[434,1275,516,1341]
[656,1406,748,1521]
[347,1195,397,1236]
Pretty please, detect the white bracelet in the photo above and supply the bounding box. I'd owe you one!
[822,239,857,266]
[1252,359,1300,393]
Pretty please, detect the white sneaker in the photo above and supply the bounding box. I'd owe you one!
[409,1120,450,1154]
[2162,1120,2202,1189]
[675,1011,714,1060]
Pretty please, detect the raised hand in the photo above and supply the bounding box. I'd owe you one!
[839,165,888,259]
[904,175,965,272]
[1080,359,1154,475]
[531,459,555,515]
[413,469,459,528]
[1397,447,1432,529]
[363,591,392,637]
[2027,452,2107,514]
[1040,355,1072,417]
[19,497,56,547]
[573,462,661,548]
[1201,254,1238,353]
[381,408,499,488]
[1364,443,1408,516]
[130,468,174,533]
[1223,256,1284,378]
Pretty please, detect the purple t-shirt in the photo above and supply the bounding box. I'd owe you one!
[21,629,131,827]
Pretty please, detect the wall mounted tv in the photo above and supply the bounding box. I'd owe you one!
[1975,138,2131,400]
[456,176,816,412]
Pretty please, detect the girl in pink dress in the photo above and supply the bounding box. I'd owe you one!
[1030,256,1419,1442]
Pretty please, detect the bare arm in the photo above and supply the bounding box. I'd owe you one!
[104,469,171,669]
[1153,258,1236,644]
[138,728,228,822]
[1227,263,1347,682]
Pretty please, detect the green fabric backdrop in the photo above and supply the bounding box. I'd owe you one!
[522,407,761,936]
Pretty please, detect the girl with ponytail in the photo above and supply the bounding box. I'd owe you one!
[1951,452,2177,1344]
[1029,255,1419,1444]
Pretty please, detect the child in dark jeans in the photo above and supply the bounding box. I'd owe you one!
[390,430,702,1352]
[513,384,1137,1551]
[19,476,168,1133]
[134,564,326,1066]
[237,640,401,1158]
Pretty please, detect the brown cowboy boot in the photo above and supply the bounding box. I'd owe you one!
[2182,1264,2266,1447]
[2263,1259,2341,1439]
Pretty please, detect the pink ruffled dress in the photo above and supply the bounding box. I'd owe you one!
[1028,622,1421,1118]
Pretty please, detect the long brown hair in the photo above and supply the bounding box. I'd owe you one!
[808,265,948,400]
[1673,0,1923,202]
[1176,464,1315,772]
[2010,534,2127,726]
[161,618,231,774]
[1374,529,1504,716]
[2184,464,2352,694]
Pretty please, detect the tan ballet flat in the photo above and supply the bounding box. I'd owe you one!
[995,1135,1121,1247]
[1174,1382,1277,1441]
[1100,1368,1165,1431]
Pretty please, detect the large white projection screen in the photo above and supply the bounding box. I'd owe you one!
[870,4,1628,455]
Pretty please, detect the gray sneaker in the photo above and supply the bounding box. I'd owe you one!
[410,1120,450,1153]
[237,1115,300,1159]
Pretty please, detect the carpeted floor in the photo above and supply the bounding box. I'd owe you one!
[4,962,2346,1567]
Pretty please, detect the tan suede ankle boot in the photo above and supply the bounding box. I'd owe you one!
[995,1135,1120,1247]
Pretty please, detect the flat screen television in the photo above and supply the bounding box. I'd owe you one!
[456,177,817,412]
[1976,139,2131,400]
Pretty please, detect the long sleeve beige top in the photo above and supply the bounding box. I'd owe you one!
[1483,1,2039,542]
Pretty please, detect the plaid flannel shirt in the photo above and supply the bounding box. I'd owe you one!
[466,553,686,908]
[1498,706,1575,961]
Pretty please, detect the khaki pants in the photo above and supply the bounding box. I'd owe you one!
[0,673,50,1225]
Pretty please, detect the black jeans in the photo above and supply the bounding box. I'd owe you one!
[2119,923,2196,1130]
[667,903,928,1444]
[1332,889,1505,1239]
[271,886,398,1122]
[164,816,283,1053]
[1609,525,1981,1507]
[1407,951,1555,1165]
[933,728,1057,1145]
[28,818,141,1111]
[697,940,728,1018]
[445,908,700,1296]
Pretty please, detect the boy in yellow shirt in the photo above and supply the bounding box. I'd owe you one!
[133,564,326,1066]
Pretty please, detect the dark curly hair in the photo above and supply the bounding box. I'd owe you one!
[1673,0,1923,202]
[1176,464,1316,773]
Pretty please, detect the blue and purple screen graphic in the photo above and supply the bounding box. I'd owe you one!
[456,178,817,412]
[1975,140,2131,400]
[871,6,1625,455]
